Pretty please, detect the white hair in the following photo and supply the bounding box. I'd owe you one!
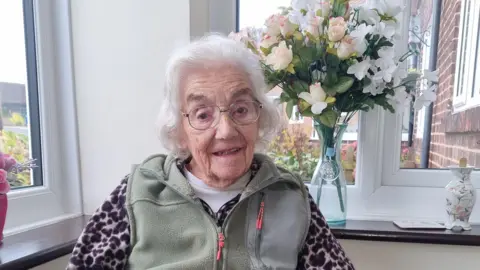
[157,33,282,158]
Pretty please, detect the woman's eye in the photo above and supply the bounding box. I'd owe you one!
[197,113,210,120]
[194,108,214,121]
[235,107,248,114]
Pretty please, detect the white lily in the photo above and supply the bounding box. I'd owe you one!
[350,24,374,40]
[393,86,409,107]
[375,22,397,39]
[357,6,381,25]
[373,65,397,83]
[363,76,385,96]
[392,68,408,87]
[291,0,316,11]
[414,85,437,110]
[299,82,333,114]
[375,47,396,69]
[423,69,439,83]
[288,9,308,27]
[377,0,404,18]
[347,57,372,80]
[354,39,368,55]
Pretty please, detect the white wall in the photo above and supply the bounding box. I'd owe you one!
[341,240,480,270]
[71,0,190,214]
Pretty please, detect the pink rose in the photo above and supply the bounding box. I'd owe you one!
[305,14,324,38]
[0,170,10,194]
[328,17,347,42]
[278,16,296,38]
[337,35,355,59]
[3,154,16,172]
[265,14,282,37]
[265,41,293,71]
[260,34,279,49]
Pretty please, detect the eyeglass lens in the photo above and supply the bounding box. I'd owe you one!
[188,101,261,130]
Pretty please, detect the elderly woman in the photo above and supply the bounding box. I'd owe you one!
[67,34,355,270]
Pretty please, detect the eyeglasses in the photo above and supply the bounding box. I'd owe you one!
[182,101,263,130]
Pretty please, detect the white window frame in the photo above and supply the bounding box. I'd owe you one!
[289,105,304,124]
[4,0,82,235]
[453,0,480,112]
[227,0,480,223]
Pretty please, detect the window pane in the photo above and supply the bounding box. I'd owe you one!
[400,0,480,169]
[238,0,291,30]
[0,1,42,188]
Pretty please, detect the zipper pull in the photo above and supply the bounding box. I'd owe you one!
[256,201,265,229]
[216,232,225,261]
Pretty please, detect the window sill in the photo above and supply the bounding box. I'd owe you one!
[0,217,478,269]
[331,220,480,246]
[0,215,89,269]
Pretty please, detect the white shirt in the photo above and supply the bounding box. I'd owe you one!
[184,168,251,213]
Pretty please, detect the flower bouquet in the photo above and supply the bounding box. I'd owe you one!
[230,0,438,224]
[0,152,36,243]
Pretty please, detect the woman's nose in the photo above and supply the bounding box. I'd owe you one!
[215,113,239,139]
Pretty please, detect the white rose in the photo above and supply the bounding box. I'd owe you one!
[228,29,252,45]
[265,41,293,71]
[260,34,279,49]
[265,14,281,37]
[305,14,324,38]
[327,17,347,42]
[337,35,355,59]
[278,16,296,38]
[310,82,327,101]
[317,1,331,17]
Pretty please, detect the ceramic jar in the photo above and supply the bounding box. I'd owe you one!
[445,166,476,231]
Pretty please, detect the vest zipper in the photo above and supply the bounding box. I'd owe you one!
[254,192,267,268]
[216,232,225,261]
[256,199,265,230]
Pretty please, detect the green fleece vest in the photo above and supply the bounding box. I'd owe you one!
[126,153,311,270]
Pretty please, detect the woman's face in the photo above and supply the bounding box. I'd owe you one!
[179,64,259,188]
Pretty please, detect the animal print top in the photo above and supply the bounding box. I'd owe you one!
[67,163,355,270]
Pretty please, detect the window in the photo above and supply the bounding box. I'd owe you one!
[231,0,480,222]
[453,0,480,111]
[4,0,82,234]
[0,0,43,189]
[289,105,303,124]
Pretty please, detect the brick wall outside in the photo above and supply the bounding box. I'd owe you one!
[424,0,480,168]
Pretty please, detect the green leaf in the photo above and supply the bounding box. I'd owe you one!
[318,110,339,128]
[324,70,338,87]
[326,53,340,69]
[363,77,372,88]
[365,98,375,108]
[292,80,309,94]
[374,95,395,113]
[404,72,421,81]
[332,76,354,94]
[286,100,294,119]
[280,92,291,103]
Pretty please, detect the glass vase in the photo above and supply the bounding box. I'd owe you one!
[310,121,348,225]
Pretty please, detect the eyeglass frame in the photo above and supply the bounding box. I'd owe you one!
[181,100,263,131]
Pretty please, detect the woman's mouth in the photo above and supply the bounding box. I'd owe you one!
[213,148,242,156]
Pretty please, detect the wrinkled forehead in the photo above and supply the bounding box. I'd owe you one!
[180,65,253,108]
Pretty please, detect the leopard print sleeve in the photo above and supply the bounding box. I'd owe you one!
[297,194,356,270]
[67,175,131,270]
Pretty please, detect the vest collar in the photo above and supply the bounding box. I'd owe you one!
[137,153,304,200]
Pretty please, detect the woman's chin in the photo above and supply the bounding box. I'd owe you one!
[210,166,246,183]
